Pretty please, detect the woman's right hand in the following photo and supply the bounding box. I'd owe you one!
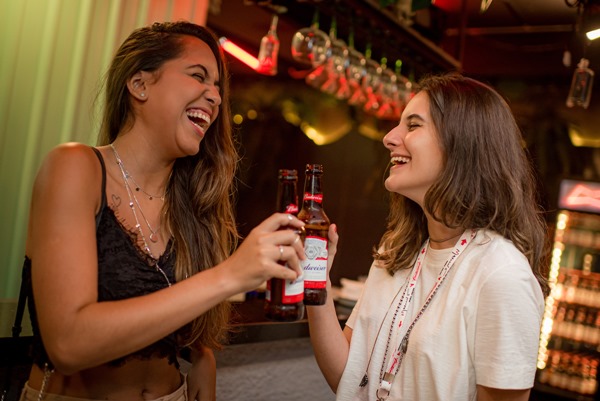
[221,213,306,295]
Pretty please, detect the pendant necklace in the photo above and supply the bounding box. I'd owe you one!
[110,145,166,201]
[128,173,165,201]
[359,229,477,400]
[110,144,163,243]
[110,144,172,287]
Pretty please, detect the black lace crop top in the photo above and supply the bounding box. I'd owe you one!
[25,147,180,369]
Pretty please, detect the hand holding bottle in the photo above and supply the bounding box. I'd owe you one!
[221,213,305,296]
[265,169,306,321]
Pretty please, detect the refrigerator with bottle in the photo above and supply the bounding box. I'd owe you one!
[536,178,600,399]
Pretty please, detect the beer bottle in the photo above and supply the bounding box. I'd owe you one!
[298,164,330,305]
[265,169,305,321]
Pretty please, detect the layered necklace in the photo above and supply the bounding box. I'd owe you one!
[110,144,172,287]
[360,229,477,400]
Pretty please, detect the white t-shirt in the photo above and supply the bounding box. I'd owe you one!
[336,230,545,401]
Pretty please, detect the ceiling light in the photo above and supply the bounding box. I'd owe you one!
[584,2,600,40]
[586,27,600,40]
[219,37,259,71]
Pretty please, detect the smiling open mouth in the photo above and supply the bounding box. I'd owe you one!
[186,110,211,132]
[391,156,410,166]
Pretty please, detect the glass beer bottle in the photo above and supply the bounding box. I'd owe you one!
[298,164,330,305]
[265,169,305,321]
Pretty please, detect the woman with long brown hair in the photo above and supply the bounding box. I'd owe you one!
[308,73,549,401]
[20,21,304,401]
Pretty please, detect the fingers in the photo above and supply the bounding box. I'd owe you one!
[328,224,339,255]
[274,230,305,278]
[258,212,305,233]
[326,224,339,274]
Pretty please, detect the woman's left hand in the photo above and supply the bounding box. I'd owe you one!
[187,346,216,401]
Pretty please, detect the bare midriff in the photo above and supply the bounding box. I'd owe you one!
[26,358,182,400]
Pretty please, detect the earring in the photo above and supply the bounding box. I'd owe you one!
[140,93,146,97]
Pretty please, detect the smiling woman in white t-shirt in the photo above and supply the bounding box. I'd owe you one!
[307,73,549,401]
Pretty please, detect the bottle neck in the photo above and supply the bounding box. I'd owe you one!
[277,179,299,215]
[302,174,324,208]
[269,15,279,35]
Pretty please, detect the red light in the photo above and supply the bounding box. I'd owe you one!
[219,37,259,70]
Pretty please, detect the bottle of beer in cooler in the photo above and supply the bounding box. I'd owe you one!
[265,169,305,321]
[298,164,330,305]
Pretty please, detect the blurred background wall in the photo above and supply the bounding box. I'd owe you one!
[0,0,209,299]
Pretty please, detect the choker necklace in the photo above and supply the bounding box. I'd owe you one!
[109,145,165,201]
[110,144,172,287]
[429,232,462,243]
[130,175,165,201]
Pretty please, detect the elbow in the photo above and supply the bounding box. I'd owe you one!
[45,338,91,375]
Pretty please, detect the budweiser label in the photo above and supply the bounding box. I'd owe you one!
[303,193,323,203]
[301,236,328,288]
[285,204,299,214]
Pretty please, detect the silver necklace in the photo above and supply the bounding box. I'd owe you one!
[110,145,162,243]
[110,144,172,287]
[110,145,165,201]
[128,173,165,201]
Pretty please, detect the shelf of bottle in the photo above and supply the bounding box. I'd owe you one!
[536,346,598,397]
[559,211,600,233]
[534,381,596,401]
[552,268,600,308]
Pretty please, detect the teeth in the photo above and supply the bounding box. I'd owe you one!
[189,120,204,132]
[186,110,211,125]
[391,156,410,165]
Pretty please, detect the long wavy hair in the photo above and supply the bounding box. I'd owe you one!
[375,73,549,295]
[97,21,237,349]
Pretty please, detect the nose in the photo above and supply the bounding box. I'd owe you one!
[383,125,402,150]
[205,85,221,107]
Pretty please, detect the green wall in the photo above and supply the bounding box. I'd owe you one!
[0,0,209,299]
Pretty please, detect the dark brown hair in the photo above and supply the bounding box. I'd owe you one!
[97,21,237,348]
[376,73,549,295]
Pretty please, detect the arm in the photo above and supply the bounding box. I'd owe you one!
[477,386,530,401]
[306,224,351,392]
[29,144,305,374]
[187,346,216,401]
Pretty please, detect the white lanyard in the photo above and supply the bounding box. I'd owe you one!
[375,229,477,400]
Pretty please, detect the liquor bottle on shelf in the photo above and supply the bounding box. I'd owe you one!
[256,14,279,76]
[298,164,330,306]
[264,169,305,321]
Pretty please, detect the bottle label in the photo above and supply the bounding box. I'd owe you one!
[283,276,304,303]
[304,193,323,203]
[285,204,299,214]
[301,236,328,288]
[266,272,304,304]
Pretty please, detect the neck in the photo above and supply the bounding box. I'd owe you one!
[428,233,462,249]
[427,220,463,250]
[110,140,172,197]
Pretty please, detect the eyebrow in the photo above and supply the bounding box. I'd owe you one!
[405,113,426,122]
[187,64,221,86]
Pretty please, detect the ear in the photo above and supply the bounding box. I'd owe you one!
[127,71,149,101]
